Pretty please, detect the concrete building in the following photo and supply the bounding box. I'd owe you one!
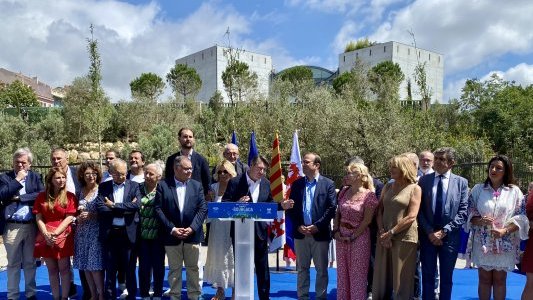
[0,68,56,107]
[339,41,444,103]
[175,45,273,103]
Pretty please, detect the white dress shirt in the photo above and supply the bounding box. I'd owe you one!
[175,179,187,219]
[245,172,261,203]
[112,182,126,226]
[66,167,76,194]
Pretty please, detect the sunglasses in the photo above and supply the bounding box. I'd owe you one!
[217,170,229,175]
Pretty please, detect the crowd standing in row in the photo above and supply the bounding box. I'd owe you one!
[1,127,533,300]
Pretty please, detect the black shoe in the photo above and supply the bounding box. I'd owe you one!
[27,296,38,300]
[69,281,78,298]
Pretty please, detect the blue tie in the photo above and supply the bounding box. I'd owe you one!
[434,174,444,227]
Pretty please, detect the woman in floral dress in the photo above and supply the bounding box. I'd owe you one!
[466,155,529,300]
[73,162,105,300]
[333,162,378,300]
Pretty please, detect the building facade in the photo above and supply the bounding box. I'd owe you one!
[175,45,273,103]
[0,68,56,107]
[339,41,444,103]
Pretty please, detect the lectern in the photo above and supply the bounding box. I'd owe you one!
[208,202,278,300]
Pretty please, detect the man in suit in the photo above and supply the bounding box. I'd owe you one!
[419,150,435,176]
[165,127,210,195]
[418,147,468,300]
[223,155,291,300]
[211,143,248,181]
[155,155,207,300]
[96,158,142,300]
[0,148,44,300]
[285,152,337,300]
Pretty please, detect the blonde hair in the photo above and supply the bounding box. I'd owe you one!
[346,162,375,192]
[389,155,418,184]
[45,167,68,211]
[213,159,237,182]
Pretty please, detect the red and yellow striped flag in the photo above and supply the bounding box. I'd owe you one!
[269,132,284,202]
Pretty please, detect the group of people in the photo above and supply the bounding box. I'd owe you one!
[1,127,533,300]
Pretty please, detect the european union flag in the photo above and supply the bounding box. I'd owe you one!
[248,131,259,167]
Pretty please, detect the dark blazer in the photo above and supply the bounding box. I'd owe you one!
[154,178,207,245]
[164,151,211,195]
[96,180,142,244]
[222,174,274,240]
[286,175,337,241]
[0,170,44,232]
[417,172,469,238]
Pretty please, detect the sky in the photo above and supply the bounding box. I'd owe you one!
[1,0,532,102]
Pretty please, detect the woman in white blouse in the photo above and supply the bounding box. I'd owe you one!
[466,155,529,300]
[204,160,237,300]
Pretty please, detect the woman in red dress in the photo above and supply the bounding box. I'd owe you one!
[33,167,77,300]
[521,185,533,300]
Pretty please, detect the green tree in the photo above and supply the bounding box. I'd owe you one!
[166,64,202,100]
[0,80,39,114]
[414,62,432,110]
[368,61,405,105]
[344,38,376,52]
[221,60,258,104]
[62,77,92,142]
[130,72,165,102]
[279,66,313,83]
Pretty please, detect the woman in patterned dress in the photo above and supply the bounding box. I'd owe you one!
[33,167,77,300]
[333,162,378,300]
[73,161,105,300]
[466,155,529,300]
[138,163,165,300]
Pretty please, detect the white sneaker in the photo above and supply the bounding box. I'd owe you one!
[119,289,129,299]
[163,288,171,297]
[153,297,162,300]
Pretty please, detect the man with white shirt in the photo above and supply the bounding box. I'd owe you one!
[419,150,435,176]
[128,150,145,183]
[223,155,283,300]
[0,148,44,300]
[418,147,469,300]
[97,159,142,300]
[155,156,207,300]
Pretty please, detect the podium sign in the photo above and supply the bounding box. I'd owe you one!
[207,202,277,300]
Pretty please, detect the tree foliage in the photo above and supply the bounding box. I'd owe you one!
[0,80,40,113]
[344,38,376,53]
[222,60,258,104]
[130,72,165,102]
[166,64,202,101]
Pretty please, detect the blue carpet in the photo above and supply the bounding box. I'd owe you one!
[0,267,526,299]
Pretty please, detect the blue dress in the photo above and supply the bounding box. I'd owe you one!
[73,192,104,271]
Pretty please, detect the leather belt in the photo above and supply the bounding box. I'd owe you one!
[7,219,32,224]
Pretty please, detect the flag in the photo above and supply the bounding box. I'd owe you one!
[284,130,304,253]
[231,130,238,146]
[247,131,259,167]
[268,133,285,252]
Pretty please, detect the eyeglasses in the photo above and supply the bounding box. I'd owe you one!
[217,170,229,175]
[84,173,98,178]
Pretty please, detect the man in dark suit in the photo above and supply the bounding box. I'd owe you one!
[285,152,336,300]
[155,155,207,300]
[0,148,44,300]
[96,158,142,300]
[165,127,210,195]
[418,147,468,300]
[211,143,248,181]
[223,155,292,300]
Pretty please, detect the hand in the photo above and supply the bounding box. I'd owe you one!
[78,211,89,221]
[11,195,20,202]
[207,190,215,202]
[45,231,55,246]
[238,196,250,202]
[131,197,137,203]
[491,228,507,239]
[104,197,114,208]
[379,230,392,245]
[307,225,318,234]
[171,227,181,238]
[281,199,294,210]
[428,232,443,246]
[479,216,494,226]
[15,169,28,182]
[298,225,309,235]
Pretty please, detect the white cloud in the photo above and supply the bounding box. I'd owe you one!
[443,78,467,102]
[0,0,253,101]
[368,0,533,73]
[481,63,533,86]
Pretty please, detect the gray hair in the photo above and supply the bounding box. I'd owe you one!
[145,163,163,177]
[344,156,365,166]
[402,152,419,169]
[434,147,457,163]
[13,147,33,164]
[174,155,191,167]
[224,143,239,153]
[109,158,127,172]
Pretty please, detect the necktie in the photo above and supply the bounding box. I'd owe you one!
[434,174,444,226]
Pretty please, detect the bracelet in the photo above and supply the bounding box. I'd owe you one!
[389,228,395,235]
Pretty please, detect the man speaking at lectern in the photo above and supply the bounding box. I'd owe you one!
[223,155,273,300]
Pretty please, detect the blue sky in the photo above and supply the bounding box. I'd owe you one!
[1,0,532,102]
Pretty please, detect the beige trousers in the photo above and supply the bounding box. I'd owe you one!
[165,242,201,300]
[3,222,37,299]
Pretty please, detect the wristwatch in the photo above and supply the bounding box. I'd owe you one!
[442,228,450,235]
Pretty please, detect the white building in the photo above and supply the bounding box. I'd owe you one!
[339,41,444,103]
[175,45,273,103]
